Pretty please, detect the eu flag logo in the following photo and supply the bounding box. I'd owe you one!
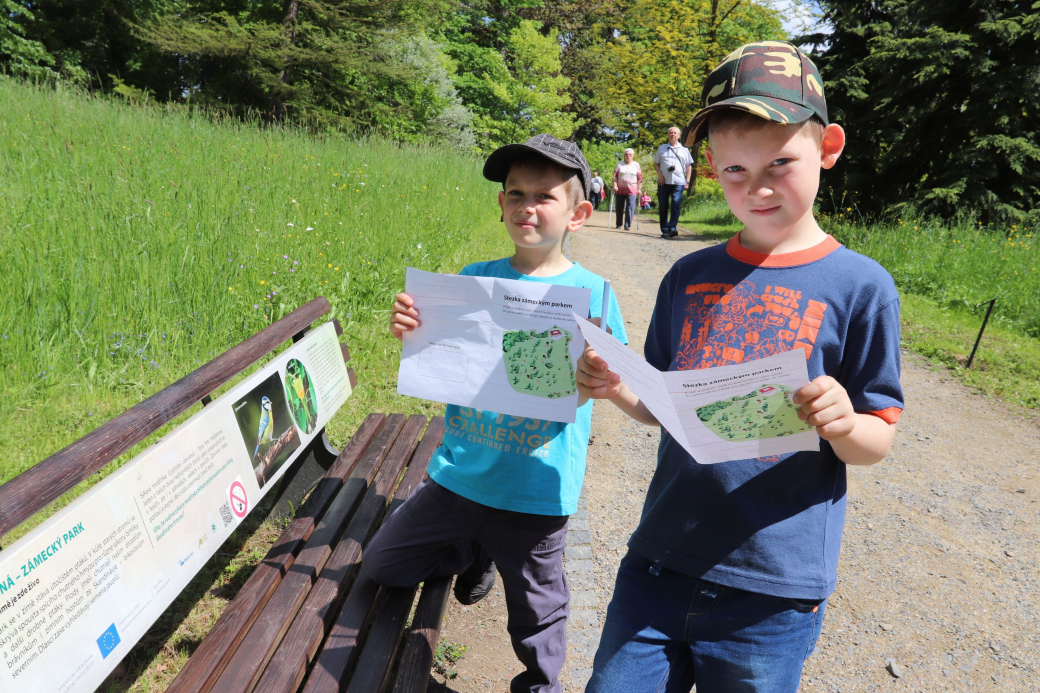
[97,623,121,659]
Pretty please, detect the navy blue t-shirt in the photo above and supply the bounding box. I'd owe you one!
[630,234,904,600]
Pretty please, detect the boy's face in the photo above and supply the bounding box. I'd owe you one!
[705,122,844,248]
[498,163,588,252]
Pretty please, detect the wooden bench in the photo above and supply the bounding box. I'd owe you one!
[0,297,454,692]
[168,412,452,693]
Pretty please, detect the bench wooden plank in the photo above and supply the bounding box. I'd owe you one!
[211,414,412,692]
[391,575,454,693]
[0,297,332,538]
[167,413,388,693]
[344,417,448,693]
[346,585,419,693]
[301,417,446,693]
[254,415,434,693]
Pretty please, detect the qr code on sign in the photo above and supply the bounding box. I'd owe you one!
[219,502,233,528]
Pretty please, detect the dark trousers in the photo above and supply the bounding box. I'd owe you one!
[658,184,684,233]
[363,479,570,693]
[592,191,603,210]
[615,194,636,229]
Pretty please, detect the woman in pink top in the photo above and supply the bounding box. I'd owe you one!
[612,149,642,230]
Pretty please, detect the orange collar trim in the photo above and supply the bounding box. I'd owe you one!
[726,233,842,267]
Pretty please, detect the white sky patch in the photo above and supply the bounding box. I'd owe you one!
[757,0,833,39]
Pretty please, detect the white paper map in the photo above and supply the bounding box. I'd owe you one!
[398,268,591,423]
[574,314,819,463]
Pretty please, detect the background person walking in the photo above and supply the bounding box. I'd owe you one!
[612,148,642,230]
[653,126,693,237]
[591,170,605,210]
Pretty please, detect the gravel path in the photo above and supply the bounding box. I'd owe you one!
[431,209,1040,692]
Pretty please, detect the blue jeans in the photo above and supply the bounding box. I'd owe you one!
[658,184,684,233]
[586,552,825,693]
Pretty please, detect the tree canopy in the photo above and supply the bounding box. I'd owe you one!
[3,0,798,154]
[807,0,1040,223]
[587,0,785,149]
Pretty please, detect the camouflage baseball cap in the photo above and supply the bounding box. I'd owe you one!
[681,41,828,147]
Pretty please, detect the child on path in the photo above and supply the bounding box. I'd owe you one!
[576,42,904,693]
[363,133,628,693]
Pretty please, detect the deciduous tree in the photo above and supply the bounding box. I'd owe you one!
[0,0,56,79]
[587,0,784,148]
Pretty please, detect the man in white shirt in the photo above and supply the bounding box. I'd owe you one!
[652,126,694,238]
[591,170,605,211]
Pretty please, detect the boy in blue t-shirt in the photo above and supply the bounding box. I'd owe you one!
[577,43,904,692]
[363,134,627,693]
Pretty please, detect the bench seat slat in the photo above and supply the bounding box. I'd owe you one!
[391,575,454,693]
[167,413,386,693]
[254,415,429,693]
[346,585,419,693]
[345,416,448,693]
[213,414,412,692]
[302,417,446,693]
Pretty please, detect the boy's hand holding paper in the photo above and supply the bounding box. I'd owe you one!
[574,314,820,464]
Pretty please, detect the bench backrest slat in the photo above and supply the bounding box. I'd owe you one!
[0,297,333,538]
[165,413,389,693]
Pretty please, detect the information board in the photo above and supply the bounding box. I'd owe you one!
[0,321,351,692]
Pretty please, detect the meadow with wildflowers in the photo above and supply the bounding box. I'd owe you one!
[680,191,1040,409]
[0,79,512,540]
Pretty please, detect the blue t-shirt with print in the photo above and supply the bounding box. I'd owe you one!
[630,234,903,600]
[427,258,628,516]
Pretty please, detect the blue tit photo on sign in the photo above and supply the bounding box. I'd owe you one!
[232,372,301,488]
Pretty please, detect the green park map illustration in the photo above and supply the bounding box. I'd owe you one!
[696,384,811,441]
[503,326,577,399]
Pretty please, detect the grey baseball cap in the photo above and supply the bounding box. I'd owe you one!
[483,133,592,201]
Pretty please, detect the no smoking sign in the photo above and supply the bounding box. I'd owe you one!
[227,477,249,519]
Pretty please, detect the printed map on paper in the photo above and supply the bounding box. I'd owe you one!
[575,314,820,463]
[502,326,577,399]
[696,384,811,441]
[397,269,591,423]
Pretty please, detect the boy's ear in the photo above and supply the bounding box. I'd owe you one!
[820,124,845,170]
[498,190,505,222]
[704,146,718,177]
[568,199,594,232]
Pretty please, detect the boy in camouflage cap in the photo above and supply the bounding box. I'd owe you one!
[578,42,904,692]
